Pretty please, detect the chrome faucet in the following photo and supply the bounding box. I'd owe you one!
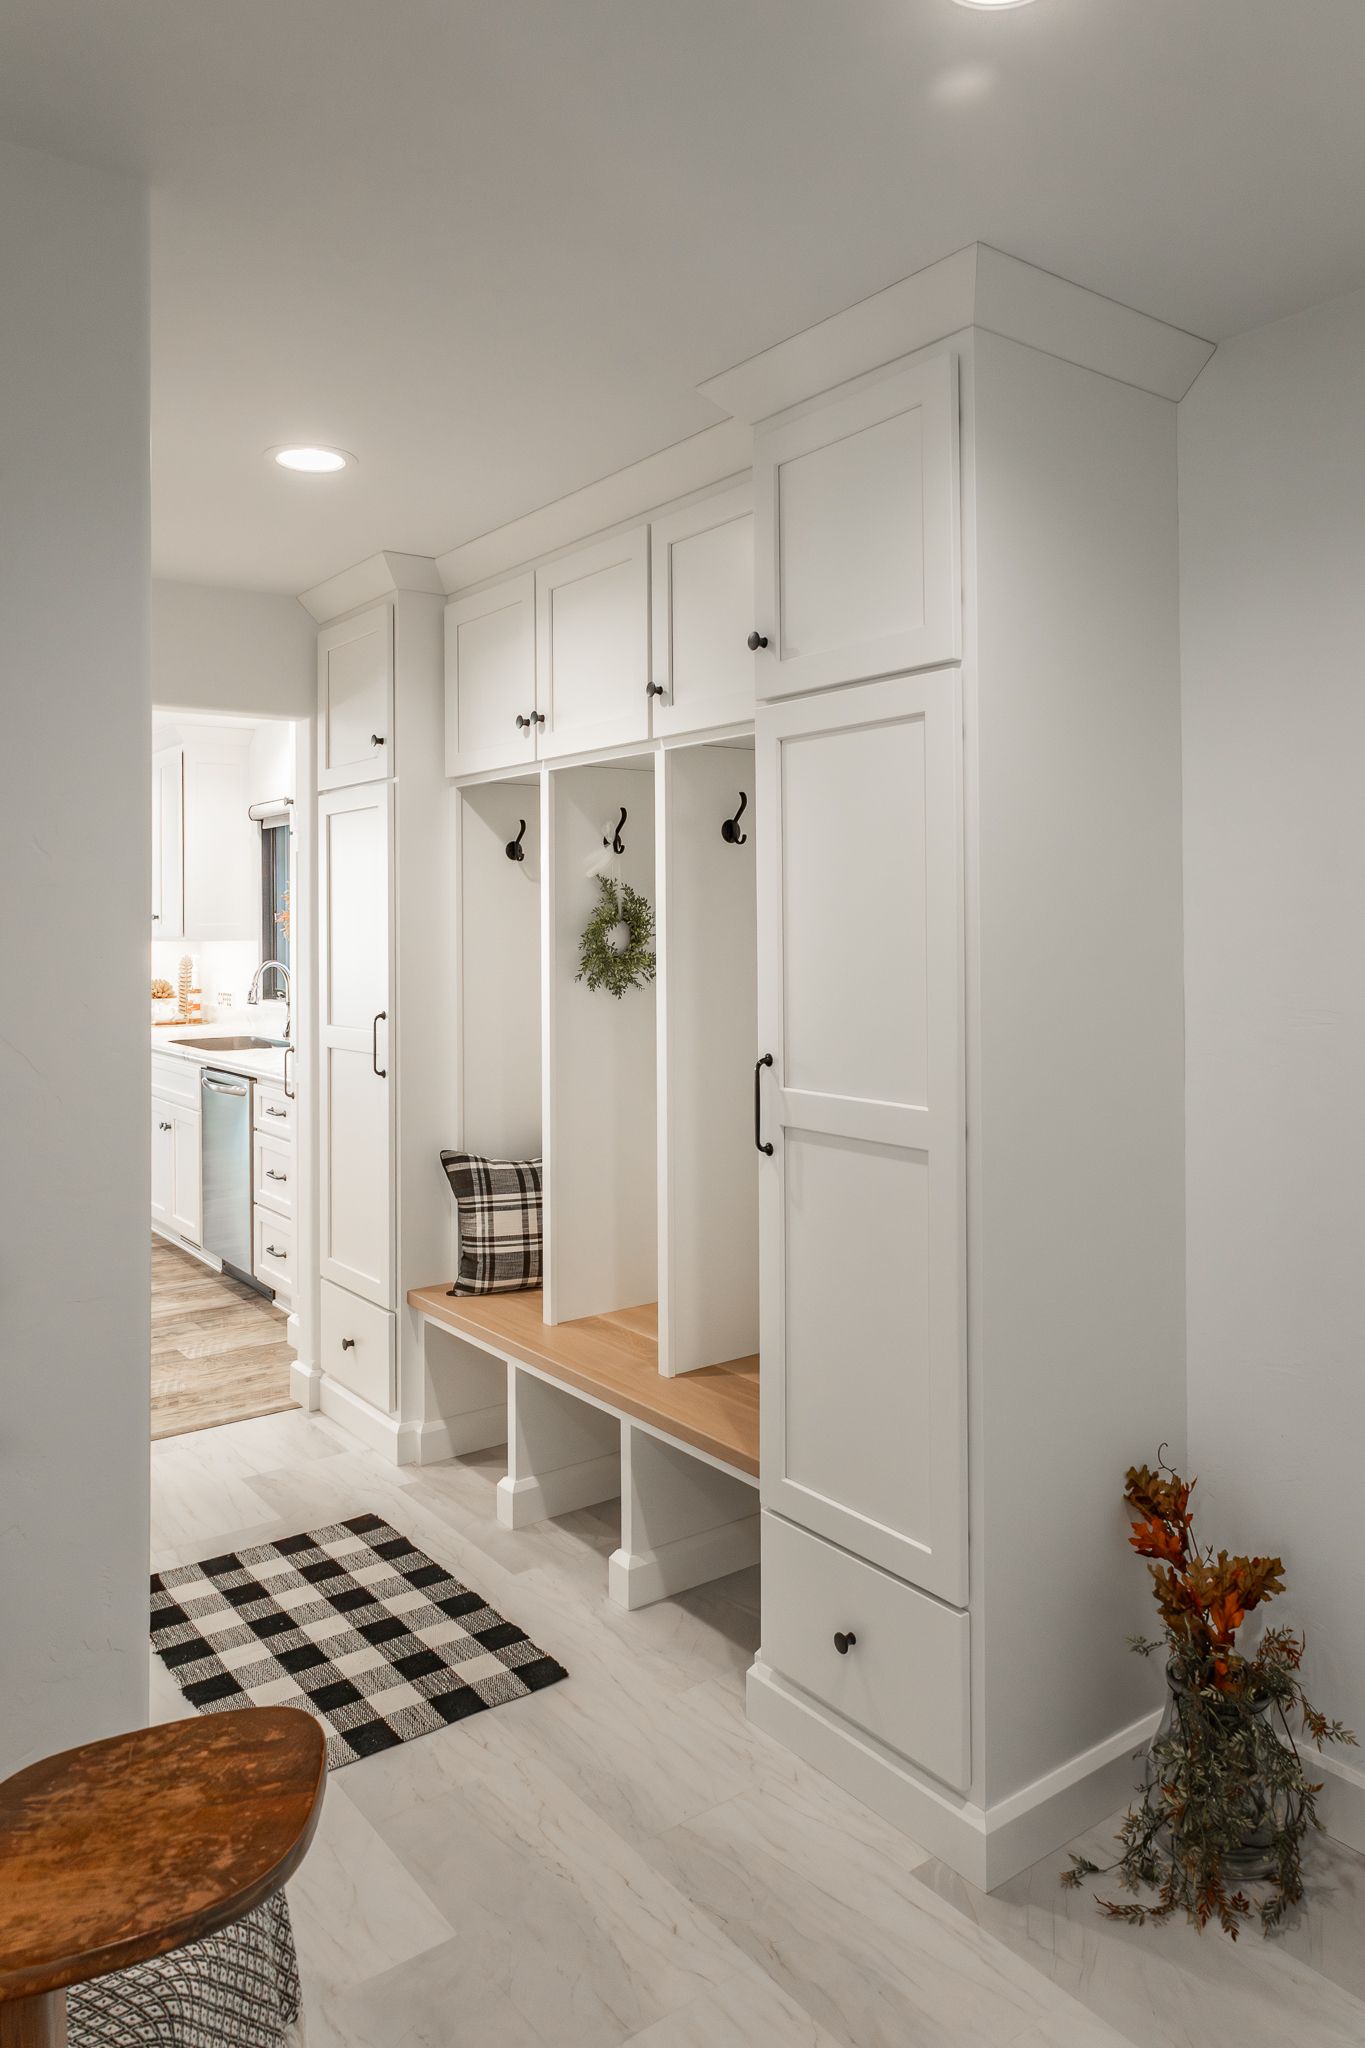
[248,959,292,1042]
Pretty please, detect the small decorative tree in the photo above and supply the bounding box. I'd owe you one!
[1062,1456,1354,1937]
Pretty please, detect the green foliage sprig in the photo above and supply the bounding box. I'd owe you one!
[1061,1458,1355,1937]
[576,875,656,1000]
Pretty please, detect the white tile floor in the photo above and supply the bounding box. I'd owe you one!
[150,1410,1365,2046]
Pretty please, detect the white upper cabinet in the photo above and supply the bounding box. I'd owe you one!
[649,484,756,738]
[318,602,394,789]
[535,526,650,759]
[445,573,537,778]
[151,745,184,938]
[752,354,961,699]
[181,746,257,940]
[756,670,967,1607]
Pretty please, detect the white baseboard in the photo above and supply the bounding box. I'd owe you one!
[289,1355,321,1412]
[746,1658,1158,1892]
[496,1453,621,1530]
[318,1375,404,1462]
[609,1513,761,1611]
[409,1409,506,1465]
[1313,1745,1365,1856]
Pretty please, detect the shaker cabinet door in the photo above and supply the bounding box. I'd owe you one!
[535,527,650,759]
[753,354,961,700]
[318,603,394,789]
[445,574,538,778]
[756,671,967,1606]
[649,484,755,738]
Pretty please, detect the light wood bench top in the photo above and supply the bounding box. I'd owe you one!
[408,1287,759,1478]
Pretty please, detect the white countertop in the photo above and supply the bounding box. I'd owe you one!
[150,1025,289,1085]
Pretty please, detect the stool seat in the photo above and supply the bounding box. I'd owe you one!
[0,1709,325,2045]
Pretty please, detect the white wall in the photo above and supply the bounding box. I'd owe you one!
[0,139,151,1771]
[1180,285,1365,1833]
[153,578,315,716]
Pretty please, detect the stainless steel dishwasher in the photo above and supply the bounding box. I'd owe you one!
[200,1067,253,1277]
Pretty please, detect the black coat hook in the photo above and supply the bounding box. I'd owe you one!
[505,819,527,863]
[721,791,748,846]
[604,806,627,855]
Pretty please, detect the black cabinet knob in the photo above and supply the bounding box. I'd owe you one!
[340,1337,355,1351]
[516,713,532,730]
[747,631,768,651]
[531,710,545,725]
[833,1630,857,1656]
[370,732,385,747]
[646,682,666,698]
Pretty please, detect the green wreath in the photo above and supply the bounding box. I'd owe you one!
[576,875,656,999]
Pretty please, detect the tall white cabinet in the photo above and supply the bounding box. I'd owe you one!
[309,566,454,1457]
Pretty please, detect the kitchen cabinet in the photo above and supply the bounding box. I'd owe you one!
[181,745,257,940]
[534,526,650,759]
[151,746,184,937]
[756,669,966,1607]
[752,354,961,699]
[445,573,537,778]
[151,1092,202,1247]
[318,780,393,1310]
[253,1207,294,1303]
[649,484,756,738]
[320,1277,395,1413]
[318,602,394,789]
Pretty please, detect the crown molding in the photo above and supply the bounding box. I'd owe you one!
[298,548,444,624]
[436,419,751,595]
[698,243,1215,423]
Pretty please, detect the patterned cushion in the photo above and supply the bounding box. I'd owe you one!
[440,1151,542,1294]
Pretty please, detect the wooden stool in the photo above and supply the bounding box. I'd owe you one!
[0,1708,325,2048]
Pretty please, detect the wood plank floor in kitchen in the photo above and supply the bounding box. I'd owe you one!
[151,1235,297,1441]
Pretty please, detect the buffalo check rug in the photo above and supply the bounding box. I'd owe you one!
[150,1512,567,1769]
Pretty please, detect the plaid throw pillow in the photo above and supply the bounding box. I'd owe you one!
[440,1152,543,1295]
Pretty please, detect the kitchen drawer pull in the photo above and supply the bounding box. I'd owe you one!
[372,1010,387,1079]
[266,1169,287,1182]
[754,1053,774,1156]
[266,1244,288,1260]
[340,1337,355,1351]
[833,1631,857,1656]
[264,1105,287,1118]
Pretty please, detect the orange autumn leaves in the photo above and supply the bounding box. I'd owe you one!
[1124,1463,1286,1692]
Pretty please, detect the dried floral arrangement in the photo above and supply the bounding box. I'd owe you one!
[1063,1456,1355,1937]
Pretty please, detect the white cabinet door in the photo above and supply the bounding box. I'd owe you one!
[151,746,184,938]
[321,1278,396,1413]
[445,574,538,778]
[319,782,393,1308]
[169,1106,202,1243]
[535,527,650,759]
[650,484,756,738]
[756,672,966,1606]
[318,603,394,790]
[753,355,960,700]
[151,1097,174,1228]
[181,746,255,940]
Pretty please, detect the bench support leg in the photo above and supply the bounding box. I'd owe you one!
[609,1423,759,1610]
[496,1365,621,1529]
[416,1320,507,1463]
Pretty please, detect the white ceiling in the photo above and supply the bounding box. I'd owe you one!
[3,0,1363,595]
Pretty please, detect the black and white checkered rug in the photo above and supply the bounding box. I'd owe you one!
[150,1512,567,1770]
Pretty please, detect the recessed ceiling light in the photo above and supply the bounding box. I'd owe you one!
[270,445,351,473]
[951,0,1037,9]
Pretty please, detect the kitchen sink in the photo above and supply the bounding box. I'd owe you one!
[170,1035,290,1051]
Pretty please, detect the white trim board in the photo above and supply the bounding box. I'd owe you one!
[699,243,1215,423]
[299,550,444,626]
[746,1658,1160,1893]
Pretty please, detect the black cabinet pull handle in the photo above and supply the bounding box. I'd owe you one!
[646,682,666,698]
[370,732,385,747]
[747,631,768,651]
[372,1010,387,1079]
[340,1337,355,1350]
[754,1053,774,1156]
[516,713,532,730]
[834,1631,857,1656]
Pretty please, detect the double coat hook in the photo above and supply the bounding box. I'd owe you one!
[604,807,627,855]
[721,792,748,846]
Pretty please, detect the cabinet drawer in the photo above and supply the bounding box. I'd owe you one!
[253,1206,294,1303]
[253,1130,294,1220]
[320,1279,395,1414]
[151,1052,200,1109]
[761,1512,970,1792]
[254,1082,294,1138]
